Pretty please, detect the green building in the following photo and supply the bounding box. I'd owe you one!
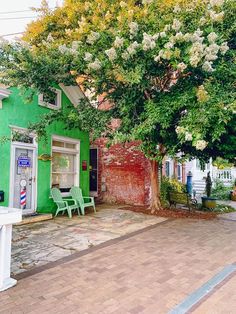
[0,85,90,215]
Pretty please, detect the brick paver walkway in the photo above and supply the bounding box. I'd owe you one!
[192,273,236,313]
[1,217,236,313]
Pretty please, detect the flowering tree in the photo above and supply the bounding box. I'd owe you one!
[0,0,236,211]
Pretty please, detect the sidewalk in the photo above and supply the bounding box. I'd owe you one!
[12,204,166,276]
[1,215,236,313]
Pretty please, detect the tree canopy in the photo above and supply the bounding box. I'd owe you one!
[0,0,235,209]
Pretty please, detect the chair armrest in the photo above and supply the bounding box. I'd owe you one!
[56,200,68,206]
[63,198,77,205]
[83,197,94,201]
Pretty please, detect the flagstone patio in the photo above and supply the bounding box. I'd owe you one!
[12,204,167,276]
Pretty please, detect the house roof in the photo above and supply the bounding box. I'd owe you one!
[0,88,11,109]
[59,84,85,106]
[0,88,11,99]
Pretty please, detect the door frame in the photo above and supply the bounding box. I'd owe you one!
[9,141,38,214]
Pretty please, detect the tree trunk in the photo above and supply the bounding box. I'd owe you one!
[149,159,162,212]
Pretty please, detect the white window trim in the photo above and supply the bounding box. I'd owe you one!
[38,88,62,110]
[51,135,80,196]
[9,125,37,146]
[177,163,182,182]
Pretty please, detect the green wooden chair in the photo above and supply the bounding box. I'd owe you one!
[51,187,79,218]
[70,186,96,216]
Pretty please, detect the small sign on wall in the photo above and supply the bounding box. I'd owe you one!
[82,160,87,171]
[18,156,31,168]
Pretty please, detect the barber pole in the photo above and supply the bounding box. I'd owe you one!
[20,188,26,209]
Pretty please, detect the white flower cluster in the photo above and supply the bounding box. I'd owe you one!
[47,34,54,42]
[58,44,68,54]
[209,10,224,22]
[58,42,80,56]
[172,19,182,31]
[173,5,181,13]
[210,0,224,7]
[154,49,172,62]
[159,31,167,38]
[129,22,139,36]
[78,17,86,29]
[87,31,100,44]
[220,42,229,54]
[207,32,218,43]
[121,41,140,60]
[185,132,193,141]
[189,42,205,67]
[113,36,125,48]
[202,61,214,72]
[195,140,208,150]
[120,1,127,7]
[186,29,228,72]
[83,52,102,71]
[176,127,193,142]
[205,44,219,61]
[127,41,139,57]
[105,47,117,61]
[84,2,90,11]
[142,0,153,4]
[190,29,204,43]
[84,52,93,62]
[175,126,185,134]
[142,33,157,51]
[88,59,102,71]
[177,62,187,72]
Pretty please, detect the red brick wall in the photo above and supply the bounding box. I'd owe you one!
[94,139,151,205]
[93,138,186,205]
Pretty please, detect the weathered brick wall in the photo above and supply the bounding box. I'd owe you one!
[94,138,151,205]
[93,138,186,205]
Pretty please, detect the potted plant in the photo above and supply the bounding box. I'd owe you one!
[202,172,217,210]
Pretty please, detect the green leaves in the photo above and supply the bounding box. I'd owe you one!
[0,0,235,162]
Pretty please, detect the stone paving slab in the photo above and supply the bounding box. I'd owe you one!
[2,216,236,313]
[12,204,166,275]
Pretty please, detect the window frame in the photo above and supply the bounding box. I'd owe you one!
[177,163,182,182]
[51,135,80,196]
[38,88,62,110]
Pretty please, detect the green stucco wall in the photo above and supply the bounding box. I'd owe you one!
[0,87,90,214]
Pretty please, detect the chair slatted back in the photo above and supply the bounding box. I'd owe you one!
[51,188,64,208]
[70,186,84,206]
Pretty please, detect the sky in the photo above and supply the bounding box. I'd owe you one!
[0,0,63,40]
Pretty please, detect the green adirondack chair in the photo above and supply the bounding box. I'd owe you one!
[70,186,96,216]
[51,187,79,218]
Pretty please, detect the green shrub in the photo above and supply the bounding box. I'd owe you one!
[161,176,186,207]
[211,179,232,200]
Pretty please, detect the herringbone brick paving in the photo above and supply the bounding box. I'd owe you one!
[1,217,236,314]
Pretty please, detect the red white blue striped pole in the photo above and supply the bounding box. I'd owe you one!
[20,188,26,209]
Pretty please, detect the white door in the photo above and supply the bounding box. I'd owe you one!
[10,144,37,214]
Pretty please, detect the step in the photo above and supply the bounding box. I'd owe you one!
[16,213,53,225]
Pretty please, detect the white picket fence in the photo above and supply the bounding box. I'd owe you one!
[212,168,236,186]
